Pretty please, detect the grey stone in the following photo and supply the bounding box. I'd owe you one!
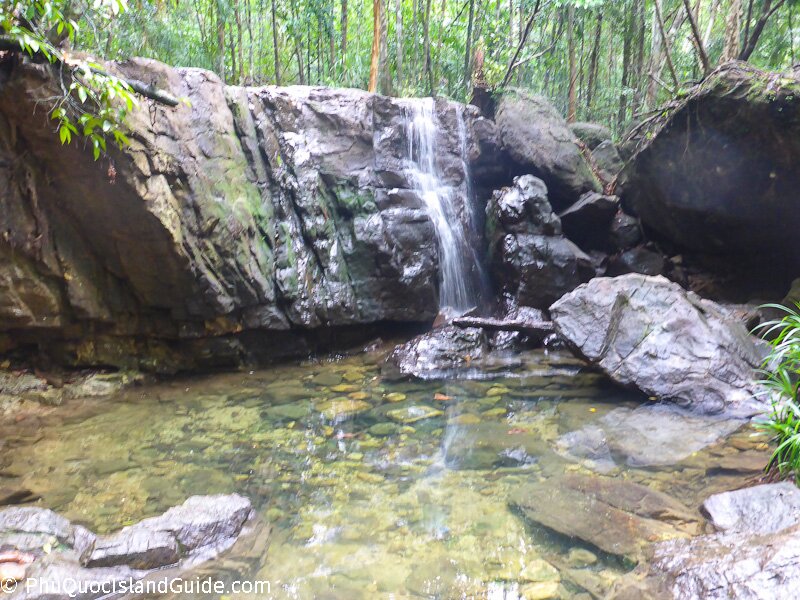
[550,274,766,415]
[487,177,594,309]
[86,528,180,570]
[496,90,600,207]
[383,325,487,379]
[702,482,800,535]
[569,122,612,150]
[558,191,619,250]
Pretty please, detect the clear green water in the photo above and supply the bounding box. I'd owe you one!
[0,346,765,599]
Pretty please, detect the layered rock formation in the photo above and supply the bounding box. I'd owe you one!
[0,57,506,371]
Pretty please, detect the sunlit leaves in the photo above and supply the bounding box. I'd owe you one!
[2,1,138,158]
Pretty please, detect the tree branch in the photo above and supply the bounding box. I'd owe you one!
[499,0,543,88]
[682,0,711,74]
[0,36,179,106]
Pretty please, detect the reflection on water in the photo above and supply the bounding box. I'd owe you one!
[0,346,765,598]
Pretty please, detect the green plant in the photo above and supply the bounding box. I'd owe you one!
[755,303,800,482]
[0,0,137,158]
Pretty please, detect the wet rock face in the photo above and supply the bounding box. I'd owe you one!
[550,274,765,416]
[487,176,595,310]
[0,494,254,600]
[495,91,601,208]
[622,63,800,281]
[383,325,487,379]
[0,58,504,371]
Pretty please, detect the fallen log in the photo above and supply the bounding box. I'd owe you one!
[451,315,555,336]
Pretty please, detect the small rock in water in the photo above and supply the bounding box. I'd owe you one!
[482,407,507,418]
[451,413,481,426]
[566,547,598,568]
[311,372,342,387]
[487,385,511,397]
[348,391,370,400]
[331,384,359,392]
[317,398,371,421]
[368,423,400,436]
[384,392,407,403]
[520,559,560,583]
[520,581,560,600]
[386,406,443,424]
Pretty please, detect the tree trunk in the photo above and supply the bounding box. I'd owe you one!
[587,12,602,116]
[369,0,381,92]
[740,0,785,61]
[246,0,254,82]
[216,0,226,80]
[396,0,404,84]
[683,0,711,73]
[423,0,434,94]
[567,4,577,122]
[235,0,244,83]
[341,0,348,58]
[379,0,391,93]
[271,0,281,84]
[722,0,742,62]
[617,1,633,129]
[464,0,475,90]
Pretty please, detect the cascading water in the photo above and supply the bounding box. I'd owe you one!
[403,98,480,317]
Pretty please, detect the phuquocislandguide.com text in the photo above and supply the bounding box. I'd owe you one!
[2,576,271,597]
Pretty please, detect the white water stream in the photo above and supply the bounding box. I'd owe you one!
[403,98,481,317]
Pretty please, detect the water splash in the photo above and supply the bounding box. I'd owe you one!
[402,98,480,317]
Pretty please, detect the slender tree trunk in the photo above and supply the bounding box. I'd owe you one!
[631,0,646,115]
[271,0,281,83]
[216,0,226,80]
[567,4,577,122]
[423,0,434,94]
[235,0,245,83]
[722,0,742,62]
[246,0,254,82]
[341,0,348,58]
[369,0,381,91]
[379,0,391,93]
[396,0,404,85]
[464,0,475,90]
[683,0,711,73]
[587,12,602,116]
[618,1,633,129]
[740,0,786,60]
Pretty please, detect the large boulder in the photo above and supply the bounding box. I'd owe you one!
[0,57,502,371]
[622,62,800,282]
[550,274,765,416]
[569,122,613,150]
[487,175,594,309]
[496,90,601,208]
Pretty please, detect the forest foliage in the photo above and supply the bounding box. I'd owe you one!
[1,0,799,143]
[74,0,800,132]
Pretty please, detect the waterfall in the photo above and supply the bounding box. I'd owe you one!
[402,98,480,317]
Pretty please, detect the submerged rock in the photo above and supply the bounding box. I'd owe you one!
[510,473,698,561]
[555,404,745,472]
[550,274,765,416]
[386,405,443,424]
